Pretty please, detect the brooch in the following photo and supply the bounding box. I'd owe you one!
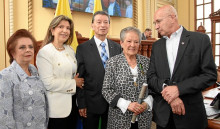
[139,63,144,75]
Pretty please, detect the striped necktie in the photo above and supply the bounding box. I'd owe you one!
[100,42,108,68]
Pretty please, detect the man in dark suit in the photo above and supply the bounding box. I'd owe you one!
[147,5,217,129]
[141,28,152,40]
[76,11,121,129]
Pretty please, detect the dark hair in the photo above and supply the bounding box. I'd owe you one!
[42,15,74,47]
[92,11,110,24]
[145,28,152,32]
[7,29,37,64]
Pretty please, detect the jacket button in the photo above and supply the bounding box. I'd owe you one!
[28,106,33,111]
[27,122,31,126]
[29,91,33,95]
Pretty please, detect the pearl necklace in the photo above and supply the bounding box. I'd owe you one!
[55,46,65,50]
[53,43,65,50]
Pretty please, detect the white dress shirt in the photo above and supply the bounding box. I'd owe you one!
[94,36,110,58]
[164,26,183,77]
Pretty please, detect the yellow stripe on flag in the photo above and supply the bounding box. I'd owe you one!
[55,0,78,52]
[89,0,103,39]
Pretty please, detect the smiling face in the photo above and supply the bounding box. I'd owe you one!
[92,14,110,38]
[51,20,71,44]
[121,31,140,57]
[12,37,34,65]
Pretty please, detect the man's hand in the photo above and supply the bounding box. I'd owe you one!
[161,85,179,104]
[79,108,87,118]
[170,97,185,115]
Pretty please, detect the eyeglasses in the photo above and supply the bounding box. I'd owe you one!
[153,15,172,25]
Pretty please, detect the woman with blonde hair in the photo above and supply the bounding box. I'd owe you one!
[36,15,84,129]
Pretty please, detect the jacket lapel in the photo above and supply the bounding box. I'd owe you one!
[172,28,190,77]
[89,37,105,69]
[136,55,145,87]
[108,39,115,58]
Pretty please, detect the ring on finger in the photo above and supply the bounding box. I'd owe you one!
[82,83,84,86]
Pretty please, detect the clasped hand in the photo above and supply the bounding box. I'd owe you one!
[161,86,185,115]
[170,97,185,115]
[128,102,148,115]
[161,85,179,104]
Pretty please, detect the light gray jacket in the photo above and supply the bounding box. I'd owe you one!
[0,61,48,129]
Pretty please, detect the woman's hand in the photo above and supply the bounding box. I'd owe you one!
[141,102,148,110]
[79,108,87,118]
[74,73,84,89]
[127,102,147,115]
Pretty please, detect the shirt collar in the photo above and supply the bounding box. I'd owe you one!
[163,25,183,40]
[94,36,108,47]
[11,60,38,81]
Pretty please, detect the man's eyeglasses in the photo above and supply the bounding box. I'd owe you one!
[153,15,173,25]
